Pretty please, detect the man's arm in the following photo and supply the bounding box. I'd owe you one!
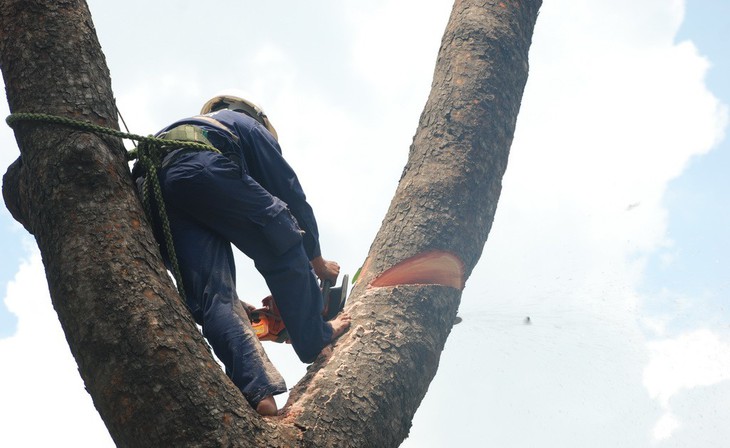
[241,125,323,259]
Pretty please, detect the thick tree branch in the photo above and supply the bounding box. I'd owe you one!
[283,1,542,446]
[0,1,272,446]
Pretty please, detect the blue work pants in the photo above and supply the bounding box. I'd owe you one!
[157,151,332,405]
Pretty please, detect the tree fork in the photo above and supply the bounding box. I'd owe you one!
[1,0,541,446]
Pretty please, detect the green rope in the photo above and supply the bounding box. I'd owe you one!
[6,112,221,303]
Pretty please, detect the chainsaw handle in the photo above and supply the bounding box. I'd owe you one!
[321,279,332,301]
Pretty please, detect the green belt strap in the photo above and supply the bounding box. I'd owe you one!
[158,124,214,147]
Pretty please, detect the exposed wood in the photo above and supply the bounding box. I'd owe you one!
[370,251,465,289]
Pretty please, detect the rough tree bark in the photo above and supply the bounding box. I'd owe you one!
[0,0,541,447]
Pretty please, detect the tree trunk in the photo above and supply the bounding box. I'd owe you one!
[1,0,540,447]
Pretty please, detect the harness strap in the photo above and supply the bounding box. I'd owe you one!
[156,118,242,169]
[193,115,240,143]
[158,124,215,147]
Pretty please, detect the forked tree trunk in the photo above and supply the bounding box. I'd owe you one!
[0,0,541,446]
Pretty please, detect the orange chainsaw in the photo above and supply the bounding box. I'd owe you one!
[250,274,349,343]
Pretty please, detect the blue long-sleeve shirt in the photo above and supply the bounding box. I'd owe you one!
[156,109,322,260]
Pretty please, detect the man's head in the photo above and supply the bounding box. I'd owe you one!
[201,94,278,141]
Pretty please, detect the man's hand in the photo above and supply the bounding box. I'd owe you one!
[233,299,257,321]
[311,256,340,283]
[241,301,257,315]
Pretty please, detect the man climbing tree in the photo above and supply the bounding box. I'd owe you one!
[0,0,541,446]
[131,92,352,416]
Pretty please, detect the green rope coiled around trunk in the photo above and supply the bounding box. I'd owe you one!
[6,112,222,302]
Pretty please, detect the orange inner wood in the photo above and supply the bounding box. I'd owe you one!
[370,251,465,289]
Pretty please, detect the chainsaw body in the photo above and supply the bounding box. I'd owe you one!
[250,274,349,343]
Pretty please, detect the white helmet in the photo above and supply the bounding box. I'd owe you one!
[200,94,278,141]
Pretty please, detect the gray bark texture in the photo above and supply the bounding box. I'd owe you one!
[0,0,541,446]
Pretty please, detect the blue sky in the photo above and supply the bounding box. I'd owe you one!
[0,130,26,337]
[1,1,728,446]
[640,0,729,338]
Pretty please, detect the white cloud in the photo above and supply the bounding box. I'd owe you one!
[644,329,730,406]
[653,410,681,442]
[643,329,730,442]
[115,72,205,137]
[347,0,452,104]
[483,0,725,324]
[510,3,725,228]
[481,8,719,314]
